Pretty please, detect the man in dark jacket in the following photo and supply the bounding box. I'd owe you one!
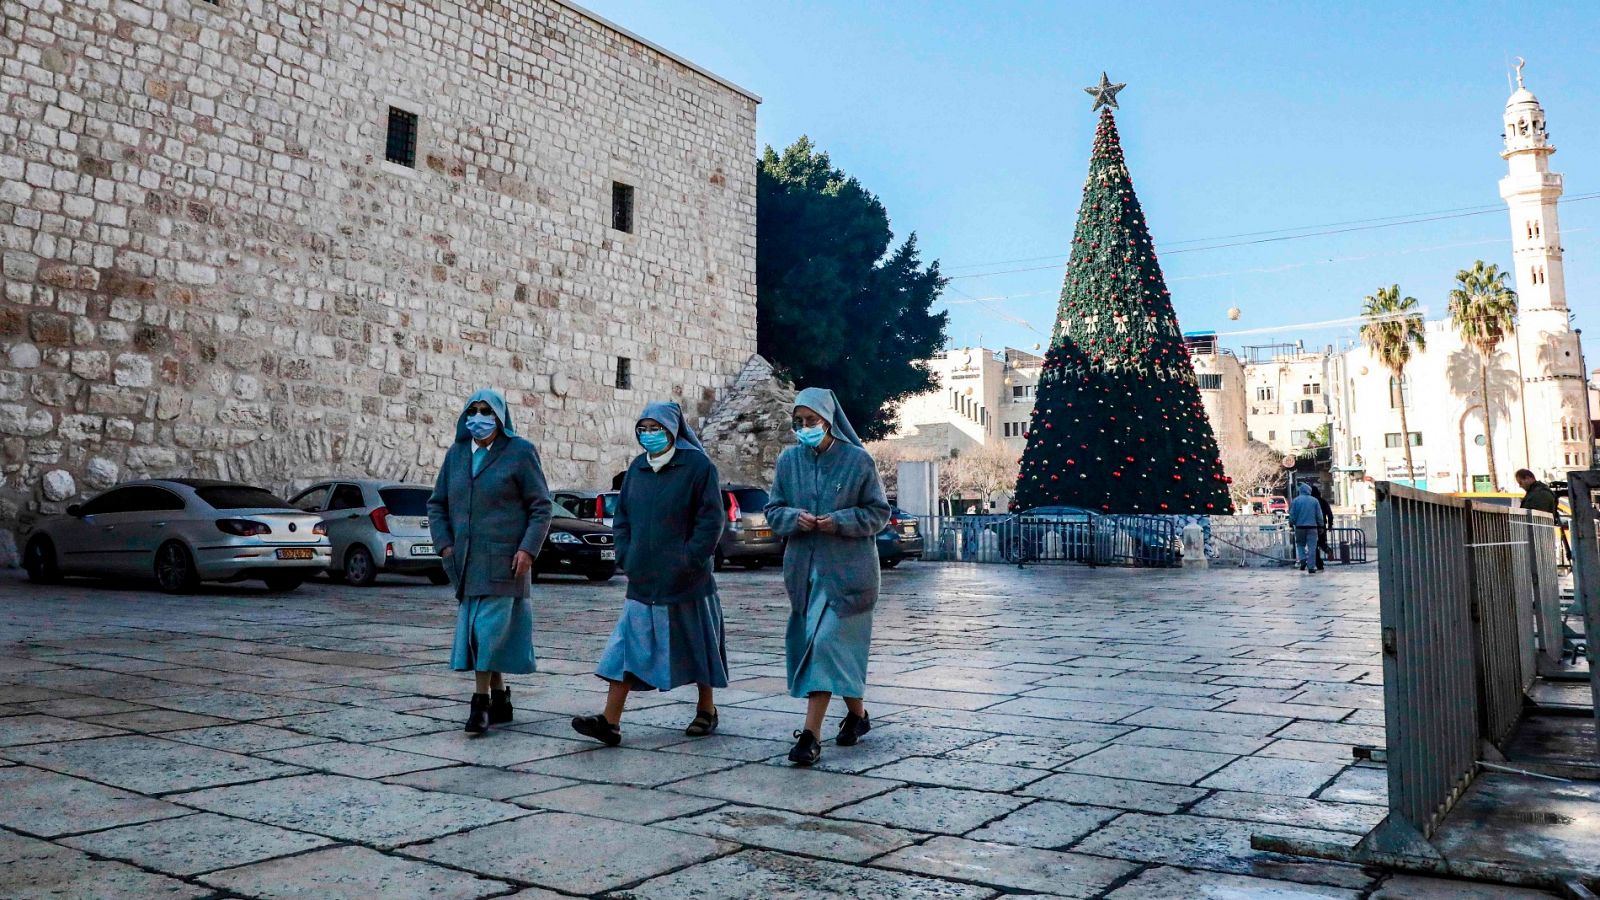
[1310,484,1334,572]
[1516,468,1558,516]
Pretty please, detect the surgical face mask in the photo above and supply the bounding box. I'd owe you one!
[795,424,828,448]
[638,429,671,455]
[465,413,498,441]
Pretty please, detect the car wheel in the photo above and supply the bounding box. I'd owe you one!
[713,550,726,572]
[426,569,450,586]
[155,542,199,594]
[585,570,615,582]
[263,575,304,592]
[879,558,900,569]
[742,559,767,570]
[343,546,377,587]
[23,536,61,584]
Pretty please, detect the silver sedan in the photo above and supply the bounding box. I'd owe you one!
[21,479,331,593]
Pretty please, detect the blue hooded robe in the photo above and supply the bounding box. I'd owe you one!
[595,402,729,691]
[766,388,891,699]
[428,389,552,674]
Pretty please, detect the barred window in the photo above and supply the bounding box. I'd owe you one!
[611,182,635,233]
[385,107,418,168]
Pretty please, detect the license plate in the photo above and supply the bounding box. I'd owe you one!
[276,548,314,560]
[600,549,616,560]
[753,529,772,538]
[900,526,916,535]
[411,544,434,556]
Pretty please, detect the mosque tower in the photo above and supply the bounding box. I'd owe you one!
[1499,60,1589,477]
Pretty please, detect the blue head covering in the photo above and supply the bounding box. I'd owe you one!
[793,387,863,448]
[637,401,704,452]
[455,388,517,443]
[1297,483,1312,496]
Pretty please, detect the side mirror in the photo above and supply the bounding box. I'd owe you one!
[67,504,84,517]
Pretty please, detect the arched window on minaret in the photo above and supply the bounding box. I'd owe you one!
[1535,221,1542,238]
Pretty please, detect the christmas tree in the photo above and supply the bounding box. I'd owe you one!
[1014,75,1233,515]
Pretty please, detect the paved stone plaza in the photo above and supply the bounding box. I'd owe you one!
[0,563,1558,898]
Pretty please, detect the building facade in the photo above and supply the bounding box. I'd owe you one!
[1185,334,1249,462]
[0,0,759,554]
[888,346,1043,459]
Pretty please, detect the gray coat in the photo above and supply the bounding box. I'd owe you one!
[428,418,553,600]
[766,441,890,616]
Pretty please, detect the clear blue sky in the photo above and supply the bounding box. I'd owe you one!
[583,0,1600,360]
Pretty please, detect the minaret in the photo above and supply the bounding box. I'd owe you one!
[1499,60,1588,477]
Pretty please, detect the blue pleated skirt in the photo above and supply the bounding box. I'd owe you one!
[595,592,728,691]
[451,595,536,674]
[786,569,873,699]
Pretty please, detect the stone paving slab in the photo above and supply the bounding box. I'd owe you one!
[385,764,577,801]
[172,773,530,847]
[666,762,901,814]
[1106,865,1362,898]
[1074,812,1370,888]
[377,729,592,767]
[1021,771,1208,813]
[877,834,1139,897]
[831,785,1031,835]
[2,734,305,794]
[0,713,127,746]
[611,848,998,899]
[203,844,513,899]
[0,828,207,899]
[261,739,457,778]
[965,799,1123,849]
[60,811,332,876]
[662,803,919,862]
[515,746,743,786]
[410,811,733,894]
[525,782,724,823]
[0,766,191,837]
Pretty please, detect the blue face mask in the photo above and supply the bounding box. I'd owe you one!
[465,413,498,441]
[795,424,828,448]
[638,430,671,455]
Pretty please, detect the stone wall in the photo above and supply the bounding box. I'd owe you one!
[0,0,759,561]
[697,354,794,488]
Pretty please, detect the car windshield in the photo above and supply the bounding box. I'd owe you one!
[550,506,576,519]
[196,486,292,510]
[601,493,619,516]
[378,488,430,516]
[731,488,769,510]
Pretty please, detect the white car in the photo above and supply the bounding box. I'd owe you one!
[288,480,443,586]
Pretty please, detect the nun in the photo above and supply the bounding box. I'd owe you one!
[765,388,891,765]
[571,401,728,746]
[427,389,553,734]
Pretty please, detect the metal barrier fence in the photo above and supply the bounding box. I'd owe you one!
[905,513,1181,568]
[1371,482,1558,843]
[1560,469,1600,750]
[1205,519,1369,567]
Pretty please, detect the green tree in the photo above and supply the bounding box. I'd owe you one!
[1360,285,1427,485]
[1015,108,1231,514]
[757,138,948,440]
[1448,260,1519,490]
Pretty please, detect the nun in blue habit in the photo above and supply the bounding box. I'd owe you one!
[427,389,553,735]
[765,387,890,766]
[571,401,729,747]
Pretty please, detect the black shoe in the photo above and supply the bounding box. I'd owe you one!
[836,710,870,747]
[464,693,490,734]
[788,729,821,766]
[489,687,513,725]
[685,707,718,737]
[571,713,621,747]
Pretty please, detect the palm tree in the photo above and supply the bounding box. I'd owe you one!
[1361,285,1427,487]
[1448,261,1519,490]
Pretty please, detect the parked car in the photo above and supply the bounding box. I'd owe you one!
[716,484,782,570]
[539,506,617,581]
[288,480,442,586]
[552,488,619,527]
[21,479,331,593]
[876,507,924,568]
[1267,496,1289,514]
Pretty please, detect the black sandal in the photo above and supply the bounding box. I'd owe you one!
[571,713,621,747]
[684,708,718,737]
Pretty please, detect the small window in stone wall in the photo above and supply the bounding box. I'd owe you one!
[385,107,418,168]
[612,182,635,233]
[616,357,632,390]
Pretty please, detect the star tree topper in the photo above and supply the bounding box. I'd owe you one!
[1084,72,1126,111]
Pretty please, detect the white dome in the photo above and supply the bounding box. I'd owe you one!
[1506,87,1539,108]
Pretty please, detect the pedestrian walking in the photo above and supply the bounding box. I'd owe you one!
[1516,468,1558,515]
[1310,484,1333,572]
[766,387,891,766]
[1288,483,1322,575]
[427,389,553,734]
[572,402,728,747]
